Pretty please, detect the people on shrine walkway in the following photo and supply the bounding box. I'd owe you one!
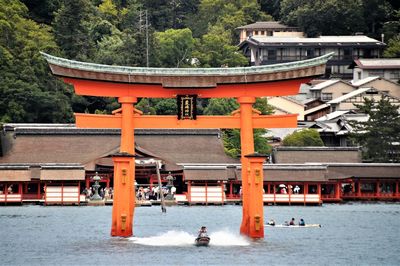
[171,186,176,198]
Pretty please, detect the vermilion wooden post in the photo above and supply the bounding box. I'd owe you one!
[357,181,361,197]
[335,183,340,200]
[111,97,136,237]
[245,153,267,238]
[238,96,255,236]
[317,183,322,204]
[376,181,380,198]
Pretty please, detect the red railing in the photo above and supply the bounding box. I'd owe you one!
[342,192,400,199]
[22,193,43,200]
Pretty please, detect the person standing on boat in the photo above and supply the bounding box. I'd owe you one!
[299,219,305,226]
[289,218,295,225]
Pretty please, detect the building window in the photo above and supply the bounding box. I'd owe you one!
[390,71,400,79]
[343,48,352,60]
[369,70,384,77]
[312,91,321,98]
[306,49,314,58]
[255,31,259,35]
[267,50,277,61]
[267,31,273,36]
[261,31,265,35]
[357,71,362,80]
[321,93,333,101]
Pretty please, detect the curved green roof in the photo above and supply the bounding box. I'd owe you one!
[41,52,333,76]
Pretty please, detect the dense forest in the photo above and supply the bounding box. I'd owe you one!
[0,0,399,124]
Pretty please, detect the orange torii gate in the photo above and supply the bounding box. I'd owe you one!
[42,52,332,238]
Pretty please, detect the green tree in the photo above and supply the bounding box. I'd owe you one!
[384,35,400,58]
[190,0,270,41]
[135,98,177,115]
[203,98,238,115]
[223,128,271,158]
[136,98,156,114]
[0,0,73,123]
[137,0,200,31]
[21,0,62,24]
[280,0,367,37]
[204,98,273,158]
[383,10,400,58]
[98,0,118,23]
[362,0,393,38]
[259,0,281,20]
[203,97,273,115]
[155,28,194,67]
[53,0,96,60]
[282,129,324,146]
[349,97,400,162]
[193,26,248,67]
[153,98,177,115]
[254,98,275,115]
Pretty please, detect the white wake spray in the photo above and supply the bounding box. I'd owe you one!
[129,229,250,247]
[208,230,250,246]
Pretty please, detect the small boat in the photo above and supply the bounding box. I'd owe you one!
[195,234,210,246]
[265,224,321,228]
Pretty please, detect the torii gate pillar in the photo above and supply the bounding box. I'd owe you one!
[238,96,266,238]
[238,96,255,236]
[111,97,136,237]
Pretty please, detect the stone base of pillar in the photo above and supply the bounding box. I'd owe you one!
[245,153,268,239]
[87,199,105,206]
[111,152,135,237]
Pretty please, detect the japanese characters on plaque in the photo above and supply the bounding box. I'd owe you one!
[177,94,197,120]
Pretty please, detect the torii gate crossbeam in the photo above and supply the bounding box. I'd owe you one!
[75,113,298,129]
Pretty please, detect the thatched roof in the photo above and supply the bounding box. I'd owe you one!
[0,125,238,172]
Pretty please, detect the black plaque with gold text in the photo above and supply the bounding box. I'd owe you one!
[177,95,197,120]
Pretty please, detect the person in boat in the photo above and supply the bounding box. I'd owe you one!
[198,226,208,237]
[299,218,305,226]
[268,219,276,226]
[289,218,295,226]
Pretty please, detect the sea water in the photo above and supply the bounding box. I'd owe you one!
[0,203,399,265]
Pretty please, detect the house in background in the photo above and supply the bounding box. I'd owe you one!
[327,87,400,112]
[236,21,303,43]
[310,112,368,146]
[302,75,400,120]
[309,79,355,102]
[350,58,400,82]
[267,96,305,120]
[304,87,400,121]
[351,76,400,98]
[239,34,386,79]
